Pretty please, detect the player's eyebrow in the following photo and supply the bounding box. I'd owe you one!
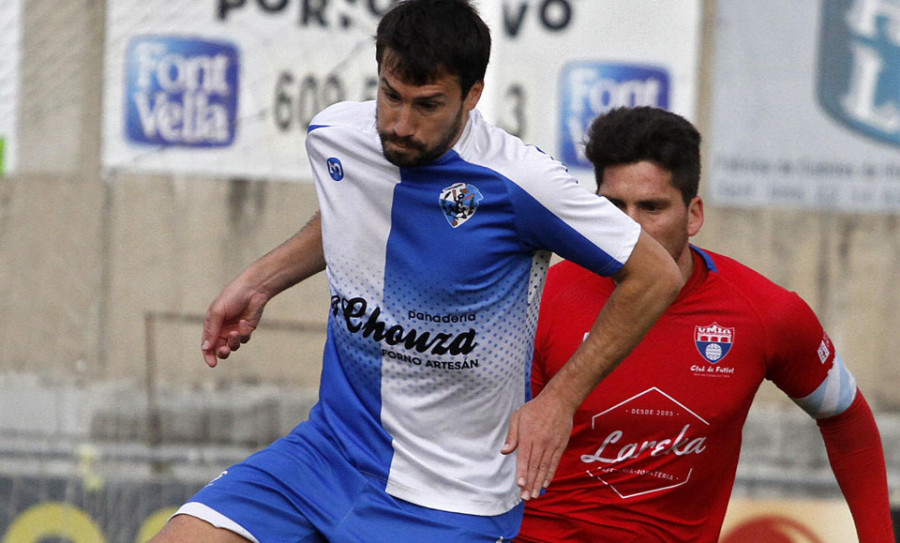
[380,77,448,103]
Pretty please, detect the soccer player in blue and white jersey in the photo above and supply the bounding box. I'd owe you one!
[150,1,682,542]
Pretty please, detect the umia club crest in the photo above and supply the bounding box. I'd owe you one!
[695,322,734,364]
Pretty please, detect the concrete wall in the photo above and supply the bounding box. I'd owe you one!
[1,0,899,484]
[697,208,900,409]
[1,0,331,397]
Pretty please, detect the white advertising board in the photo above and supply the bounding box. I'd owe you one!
[103,0,701,183]
[484,0,702,189]
[0,0,21,176]
[103,0,387,181]
[708,0,900,213]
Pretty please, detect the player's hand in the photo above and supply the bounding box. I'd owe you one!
[501,393,574,501]
[200,281,269,368]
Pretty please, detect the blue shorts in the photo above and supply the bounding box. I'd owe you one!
[177,419,524,542]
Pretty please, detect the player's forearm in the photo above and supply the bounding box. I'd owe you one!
[240,212,326,299]
[818,392,894,542]
[539,231,682,411]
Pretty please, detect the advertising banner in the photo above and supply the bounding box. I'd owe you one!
[720,498,857,543]
[103,0,388,181]
[102,0,702,183]
[0,0,21,176]
[708,0,900,213]
[485,0,702,189]
[0,473,195,543]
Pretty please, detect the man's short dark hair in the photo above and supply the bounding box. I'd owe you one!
[585,107,701,205]
[375,0,491,98]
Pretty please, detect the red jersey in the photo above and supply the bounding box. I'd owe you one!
[519,247,847,543]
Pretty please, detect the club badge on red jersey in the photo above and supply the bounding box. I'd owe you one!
[695,323,734,364]
[440,182,483,228]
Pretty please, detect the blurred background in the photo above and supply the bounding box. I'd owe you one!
[0,0,898,541]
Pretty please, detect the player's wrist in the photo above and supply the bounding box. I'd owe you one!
[536,377,583,417]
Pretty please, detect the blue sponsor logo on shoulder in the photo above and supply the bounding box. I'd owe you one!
[817,0,900,147]
[558,62,670,168]
[125,36,239,147]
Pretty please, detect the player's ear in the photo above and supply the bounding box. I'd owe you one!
[463,80,484,112]
[687,196,704,237]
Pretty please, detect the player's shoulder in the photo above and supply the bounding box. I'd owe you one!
[548,258,594,280]
[703,248,779,287]
[457,109,564,175]
[308,100,374,133]
[700,247,805,309]
[544,259,614,299]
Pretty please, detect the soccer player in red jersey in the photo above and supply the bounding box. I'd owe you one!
[517,107,894,542]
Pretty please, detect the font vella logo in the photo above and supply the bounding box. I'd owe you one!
[125,36,239,147]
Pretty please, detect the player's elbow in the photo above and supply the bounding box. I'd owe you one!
[658,256,684,300]
[644,260,682,308]
[618,233,684,303]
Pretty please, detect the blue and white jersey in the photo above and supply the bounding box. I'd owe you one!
[304,101,641,516]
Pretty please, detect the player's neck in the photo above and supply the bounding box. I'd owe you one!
[676,246,695,283]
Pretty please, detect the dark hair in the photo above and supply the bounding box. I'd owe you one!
[375,0,491,98]
[585,107,701,205]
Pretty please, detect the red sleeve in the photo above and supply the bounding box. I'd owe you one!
[763,291,833,399]
[817,391,895,542]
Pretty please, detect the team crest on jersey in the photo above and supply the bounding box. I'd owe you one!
[694,322,734,364]
[439,182,483,227]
